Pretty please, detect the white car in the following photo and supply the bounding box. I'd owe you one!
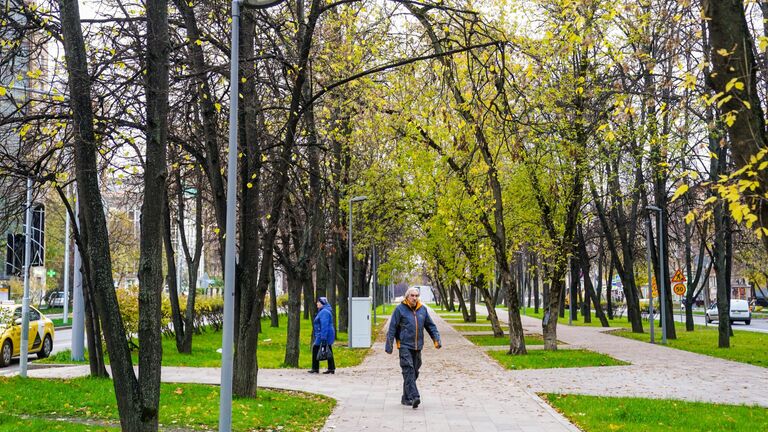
[705,299,751,325]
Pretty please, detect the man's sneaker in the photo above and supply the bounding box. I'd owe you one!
[401,396,412,406]
[308,370,319,374]
[412,397,420,409]
[322,370,335,374]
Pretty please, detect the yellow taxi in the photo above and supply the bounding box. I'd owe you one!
[0,303,55,367]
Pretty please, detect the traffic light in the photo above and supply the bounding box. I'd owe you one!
[30,204,44,266]
[5,233,24,276]
[4,203,45,276]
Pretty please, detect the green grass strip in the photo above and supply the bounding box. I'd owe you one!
[452,325,500,333]
[0,377,333,431]
[466,334,545,346]
[611,326,768,368]
[0,412,118,431]
[45,313,384,369]
[487,349,628,370]
[543,394,768,431]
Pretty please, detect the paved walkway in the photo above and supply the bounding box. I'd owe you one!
[28,308,579,432]
[490,311,768,407]
[24,306,768,430]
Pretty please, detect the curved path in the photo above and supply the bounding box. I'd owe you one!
[496,312,768,407]
[27,308,578,432]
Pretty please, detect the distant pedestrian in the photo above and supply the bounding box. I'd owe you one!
[385,287,441,409]
[309,297,336,374]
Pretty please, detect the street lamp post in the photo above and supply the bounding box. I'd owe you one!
[372,244,377,325]
[220,1,284,431]
[62,186,71,325]
[348,195,367,347]
[647,205,667,344]
[645,216,655,344]
[19,178,33,377]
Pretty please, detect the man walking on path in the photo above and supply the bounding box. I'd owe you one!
[385,287,441,409]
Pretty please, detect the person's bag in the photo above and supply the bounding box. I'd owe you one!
[316,343,330,361]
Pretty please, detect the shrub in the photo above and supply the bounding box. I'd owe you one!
[116,287,223,349]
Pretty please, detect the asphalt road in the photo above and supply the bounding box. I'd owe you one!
[678,313,768,333]
[0,327,75,376]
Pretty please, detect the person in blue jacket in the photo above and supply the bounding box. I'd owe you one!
[385,287,441,409]
[310,297,336,374]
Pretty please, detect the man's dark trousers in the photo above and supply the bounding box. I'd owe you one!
[399,348,422,402]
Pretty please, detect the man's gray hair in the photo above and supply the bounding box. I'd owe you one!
[404,287,420,297]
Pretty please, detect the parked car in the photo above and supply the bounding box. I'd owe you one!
[705,299,751,325]
[0,303,55,367]
[47,291,65,308]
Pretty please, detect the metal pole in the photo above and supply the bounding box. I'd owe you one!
[177,221,183,293]
[645,217,655,344]
[19,178,33,377]
[659,209,667,345]
[348,198,353,348]
[219,1,240,429]
[522,252,526,316]
[372,244,377,325]
[62,187,71,324]
[566,257,573,325]
[71,193,84,361]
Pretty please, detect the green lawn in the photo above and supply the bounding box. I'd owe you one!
[521,308,768,368]
[0,412,118,431]
[523,309,635,328]
[40,307,64,315]
[51,318,71,327]
[0,376,333,432]
[374,302,397,315]
[466,334,545,346]
[543,394,768,432]
[487,349,628,370]
[46,313,385,369]
[611,324,768,368]
[452,325,501,333]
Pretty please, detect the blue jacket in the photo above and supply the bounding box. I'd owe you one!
[313,297,335,346]
[385,300,441,353]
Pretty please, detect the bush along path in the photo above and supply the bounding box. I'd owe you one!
[29,306,579,432]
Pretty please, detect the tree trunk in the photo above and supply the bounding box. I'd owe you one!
[468,284,476,322]
[533,254,540,314]
[233,0,322,398]
[162,188,185,352]
[570,256,579,321]
[180,178,204,352]
[269,267,279,328]
[703,0,768,245]
[60,1,143,426]
[284,270,302,367]
[136,0,170,425]
[543,260,567,350]
[503,265,527,355]
[452,281,470,322]
[577,227,608,326]
[606,254,614,320]
[480,286,504,336]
